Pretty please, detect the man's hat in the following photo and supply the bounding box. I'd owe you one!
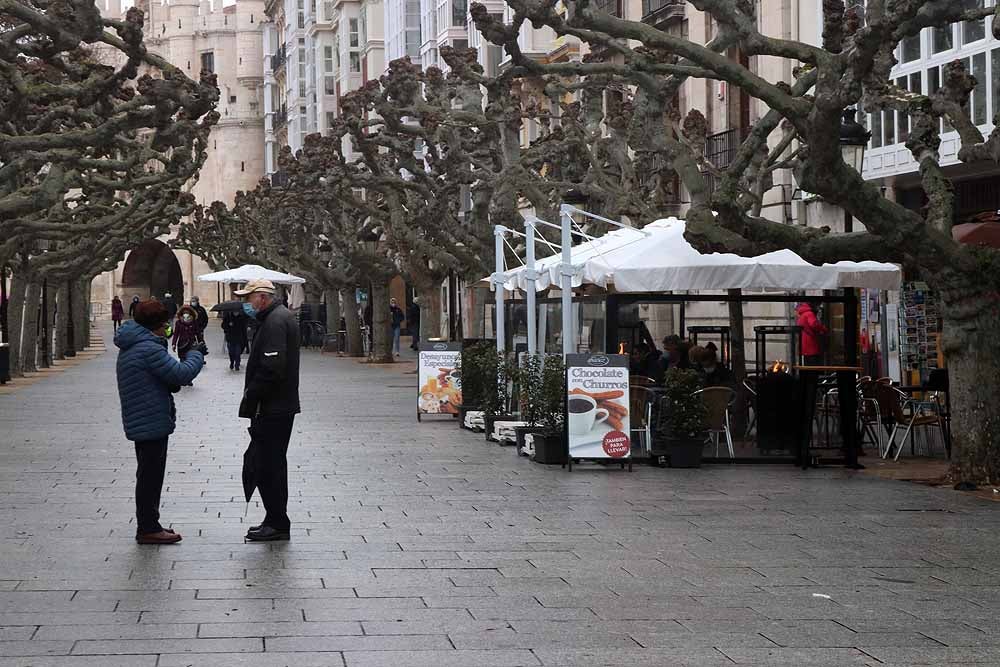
[234,279,276,296]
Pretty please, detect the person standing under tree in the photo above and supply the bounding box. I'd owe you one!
[236,279,301,542]
[128,295,140,319]
[796,301,829,366]
[389,297,404,357]
[111,296,124,331]
[222,308,249,371]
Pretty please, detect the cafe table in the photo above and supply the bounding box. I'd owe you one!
[794,366,864,470]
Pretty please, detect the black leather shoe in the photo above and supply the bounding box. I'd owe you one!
[245,526,290,541]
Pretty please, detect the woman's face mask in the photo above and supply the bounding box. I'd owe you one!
[182,314,193,323]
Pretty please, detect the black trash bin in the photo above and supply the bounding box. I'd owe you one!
[755,370,801,454]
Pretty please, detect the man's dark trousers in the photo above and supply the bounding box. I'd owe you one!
[134,438,168,534]
[250,415,295,531]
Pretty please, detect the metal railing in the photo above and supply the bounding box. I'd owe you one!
[273,105,288,129]
[271,45,287,71]
[706,126,751,172]
[641,0,684,21]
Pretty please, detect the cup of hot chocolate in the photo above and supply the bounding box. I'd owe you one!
[567,394,610,435]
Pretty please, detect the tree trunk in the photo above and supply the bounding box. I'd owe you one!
[20,280,41,373]
[325,289,340,337]
[0,266,7,343]
[73,280,87,352]
[728,289,749,437]
[6,273,25,377]
[944,300,1000,485]
[82,281,92,348]
[341,287,363,357]
[54,281,69,360]
[38,280,54,368]
[371,281,394,363]
[417,284,444,341]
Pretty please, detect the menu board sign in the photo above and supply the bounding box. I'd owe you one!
[418,342,462,416]
[565,354,631,459]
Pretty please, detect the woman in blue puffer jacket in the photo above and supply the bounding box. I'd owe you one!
[115,299,206,545]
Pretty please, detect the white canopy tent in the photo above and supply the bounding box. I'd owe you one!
[489,210,901,356]
[196,264,306,285]
[500,218,901,293]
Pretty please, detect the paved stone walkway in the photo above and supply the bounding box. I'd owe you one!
[2,323,1000,666]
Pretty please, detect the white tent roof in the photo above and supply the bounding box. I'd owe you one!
[196,264,306,285]
[501,218,901,293]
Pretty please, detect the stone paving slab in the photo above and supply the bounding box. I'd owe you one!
[1,322,1000,665]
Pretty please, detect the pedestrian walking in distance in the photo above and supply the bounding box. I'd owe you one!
[190,296,209,344]
[796,301,829,366]
[390,297,404,357]
[128,295,140,319]
[407,298,421,351]
[236,279,301,542]
[114,299,206,544]
[111,296,124,332]
[222,308,249,371]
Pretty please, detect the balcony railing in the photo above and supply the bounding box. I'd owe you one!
[271,45,287,72]
[273,105,288,129]
[706,126,750,171]
[595,0,623,18]
[642,0,685,22]
[271,170,289,187]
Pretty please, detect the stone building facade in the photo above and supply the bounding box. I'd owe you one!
[90,0,266,316]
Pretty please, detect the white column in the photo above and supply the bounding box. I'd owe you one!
[559,204,573,357]
[524,218,537,356]
[493,225,506,353]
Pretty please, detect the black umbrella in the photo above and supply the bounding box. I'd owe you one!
[212,300,244,313]
[242,440,257,502]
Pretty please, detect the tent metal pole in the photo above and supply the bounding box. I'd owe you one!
[493,225,506,353]
[559,205,574,357]
[525,218,538,356]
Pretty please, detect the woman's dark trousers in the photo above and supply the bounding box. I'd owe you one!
[134,438,168,534]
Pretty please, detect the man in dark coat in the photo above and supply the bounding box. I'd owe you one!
[235,279,301,542]
[222,309,249,371]
[407,299,421,350]
[190,296,209,343]
[161,293,178,321]
[115,299,206,544]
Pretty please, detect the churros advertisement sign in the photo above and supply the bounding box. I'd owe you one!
[565,354,631,459]
[418,342,462,416]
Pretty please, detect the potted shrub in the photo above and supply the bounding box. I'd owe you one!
[483,350,517,442]
[660,368,708,468]
[514,354,543,453]
[457,341,492,430]
[531,355,567,464]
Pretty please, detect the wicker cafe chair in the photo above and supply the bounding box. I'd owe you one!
[694,386,737,458]
[629,385,654,459]
[857,376,885,457]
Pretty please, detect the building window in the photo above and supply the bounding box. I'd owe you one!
[360,11,367,46]
[453,38,468,51]
[970,52,987,125]
[350,51,361,72]
[993,48,1000,127]
[200,51,215,74]
[962,0,985,44]
[324,45,334,72]
[349,18,359,47]
[900,32,921,62]
[932,25,953,53]
[452,0,467,27]
[325,76,337,94]
[870,110,882,149]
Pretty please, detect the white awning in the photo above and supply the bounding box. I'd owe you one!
[196,264,306,285]
[500,218,901,293]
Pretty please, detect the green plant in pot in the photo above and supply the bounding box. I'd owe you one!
[514,354,544,453]
[481,349,516,441]
[456,341,493,429]
[531,354,567,464]
[661,368,708,468]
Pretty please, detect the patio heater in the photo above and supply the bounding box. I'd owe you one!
[688,325,731,368]
[753,325,802,375]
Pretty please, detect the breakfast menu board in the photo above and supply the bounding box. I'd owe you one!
[565,354,631,459]
[418,342,462,416]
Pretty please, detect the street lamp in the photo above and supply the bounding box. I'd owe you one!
[838,108,872,233]
[839,108,871,174]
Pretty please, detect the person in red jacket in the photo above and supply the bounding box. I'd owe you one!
[797,301,828,366]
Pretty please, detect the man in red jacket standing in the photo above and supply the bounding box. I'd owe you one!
[797,301,828,366]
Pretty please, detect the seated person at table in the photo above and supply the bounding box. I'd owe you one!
[692,346,735,387]
[661,335,691,371]
[630,343,665,384]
